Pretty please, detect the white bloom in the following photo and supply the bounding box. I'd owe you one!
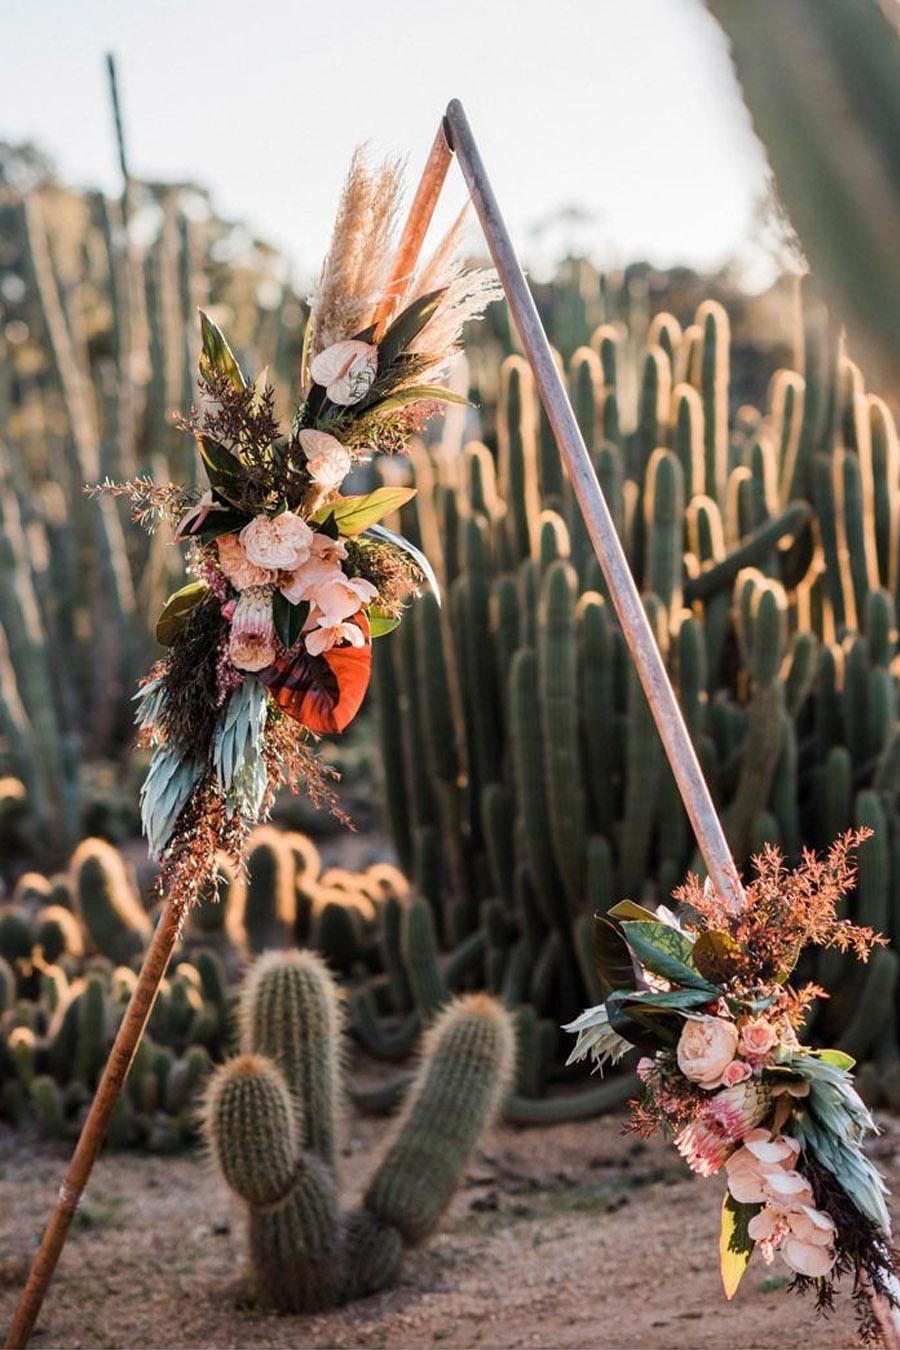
[305,621,366,657]
[562,1004,632,1075]
[311,575,378,628]
[309,339,378,406]
[297,429,351,491]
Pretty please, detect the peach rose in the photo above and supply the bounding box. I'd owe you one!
[297,429,351,491]
[240,511,314,571]
[738,1017,777,1060]
[309,339,378,406]
[676,1015,739,1090]
[721,1059,753,1088]
[217,534,277,591]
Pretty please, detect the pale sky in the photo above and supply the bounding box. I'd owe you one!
[3,0,774,286]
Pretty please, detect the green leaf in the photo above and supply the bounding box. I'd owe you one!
[198,436,244,497]
[621,921,717,992]
[367,604,401,638]
[311,487,417,536]
[811,1048,857,1072]
[592,917,639,999]
[365,522,442,604]
[608,899,659,923]
[272,593,309,651]
[615,987,716,1012]
[155,582,208,647]
[377,288,446,368]
[605,992,681,1049]
[369,383,470,416]
[199,310,246,389]
[194,507,252,544]
[693,930,742,985]
[720,1193,760,1299]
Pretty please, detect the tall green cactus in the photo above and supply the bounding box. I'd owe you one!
[203,953,513,1310]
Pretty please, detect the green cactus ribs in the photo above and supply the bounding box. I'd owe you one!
[202,952,514,1311]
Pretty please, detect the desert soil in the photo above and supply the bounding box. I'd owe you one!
[3,1092,899,1350]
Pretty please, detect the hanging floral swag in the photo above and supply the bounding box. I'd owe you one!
[92,149,500,910]
[566,832,899,1343]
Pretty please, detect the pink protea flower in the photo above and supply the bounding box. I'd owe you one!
[675,1081,773,1177]
[228,585,276,672]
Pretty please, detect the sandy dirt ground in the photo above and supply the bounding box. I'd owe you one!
[3,1097,899,1350]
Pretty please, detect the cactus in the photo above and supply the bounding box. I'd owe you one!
[203,954,513,1310]
[71,838,150,965]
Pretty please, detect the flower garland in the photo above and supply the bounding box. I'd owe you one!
[565,831,899,1341]
[94,148,500,911]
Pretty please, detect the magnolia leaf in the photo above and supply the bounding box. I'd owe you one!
[605,991,681,1049]
[311,487,417,535]
[812,1048,857,1072]
[367,604,401,638]
[370,384,470,416]
[377,288,447,369]
[156,582,209,647]
[621,921,717,992]
[273,593,310,651]
[692,930,742,985]
[199,310,246,389]
[608,899,659,923]
[194,507,252,544]
[720,1193,760,1299]
[615,986,716,1012]
[592,916,640,999]
[198,436,244,495]
[365,522,442,604]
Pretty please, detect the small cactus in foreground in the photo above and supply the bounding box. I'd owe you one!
[203,952,514,1311]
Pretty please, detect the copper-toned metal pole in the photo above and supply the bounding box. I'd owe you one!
[443,98,741,909]
[4,902,181,1349]
[372,122,454,333]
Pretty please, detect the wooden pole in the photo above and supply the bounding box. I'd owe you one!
[443,99,741,911]
[4,902,181,1349]
[441,95,900,1349]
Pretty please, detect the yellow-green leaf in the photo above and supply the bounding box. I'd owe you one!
[370,384,470,416]
[199,310,246,390]
[720,1193,759,1300]
[608,899,659,923]
[156,582,208,647]
[311,487,417,535]
[367,604,401,638]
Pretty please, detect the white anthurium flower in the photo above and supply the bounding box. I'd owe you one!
[562,1003,632,1075]
[305,620,366,657]
[296,429,352,491]
[309,339,378,406]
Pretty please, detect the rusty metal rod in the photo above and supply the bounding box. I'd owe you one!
[4,902,181,1349]
[443,98,742,910]
[373,121,454,334]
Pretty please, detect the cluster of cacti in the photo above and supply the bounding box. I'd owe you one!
[371,282,900,1104]
[0,823,442,1143]
[0,149,306,854]
[202,949,514,1311]
[0,836,228,1145]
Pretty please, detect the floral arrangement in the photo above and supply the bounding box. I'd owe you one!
[566,832,898,1340]
[94,149,499,908]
